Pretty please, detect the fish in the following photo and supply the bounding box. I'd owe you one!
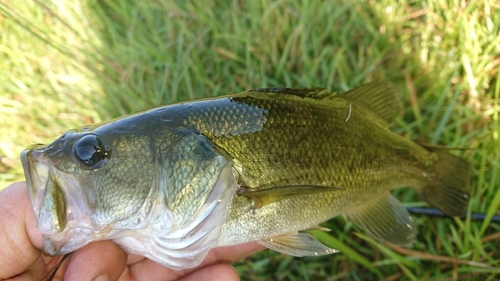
[21,82,471,270]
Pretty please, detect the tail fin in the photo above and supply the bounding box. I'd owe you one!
[420,149,471,216]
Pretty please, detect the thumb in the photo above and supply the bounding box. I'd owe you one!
[0,182,44,279]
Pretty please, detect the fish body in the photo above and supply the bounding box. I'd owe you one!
[21,83,470,269]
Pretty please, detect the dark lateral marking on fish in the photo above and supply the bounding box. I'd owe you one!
[237,185,345,209]
[406,207,500,223]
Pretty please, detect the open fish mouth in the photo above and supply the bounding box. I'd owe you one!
[21,145,50,221]
[21,145,95,255]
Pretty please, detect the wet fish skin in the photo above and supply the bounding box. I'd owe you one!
[21,82,471,269]
[170,83,460,246]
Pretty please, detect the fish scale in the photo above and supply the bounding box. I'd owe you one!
[183,95,399,189]
[149,91,431,245]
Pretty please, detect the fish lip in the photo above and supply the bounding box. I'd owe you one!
[21,145,50,220]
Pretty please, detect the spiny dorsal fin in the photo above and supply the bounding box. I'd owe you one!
[236,185,344,209]
[339,82,402,124]
[247,87,329,99]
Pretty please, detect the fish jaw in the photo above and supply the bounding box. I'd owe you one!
[20,133,162,256]
[21,145,96,254]
[21,144,157,256]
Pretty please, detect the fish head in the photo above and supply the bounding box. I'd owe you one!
[21,128,159,255]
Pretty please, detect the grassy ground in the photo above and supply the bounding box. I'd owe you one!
[1,0,499,280]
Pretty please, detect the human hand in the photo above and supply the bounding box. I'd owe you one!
[0,182,264,281]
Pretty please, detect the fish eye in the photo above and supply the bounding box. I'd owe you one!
[73,134,111,169]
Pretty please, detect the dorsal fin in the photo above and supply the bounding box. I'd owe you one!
[339,82,402,124]
[247,87,328,99]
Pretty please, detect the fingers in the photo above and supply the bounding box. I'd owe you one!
[128,242,264,281]
[210,242,265,264]
[0,182,44,279]
[179,264,239,281]
[63,241,128,281]
[0,182,264,281]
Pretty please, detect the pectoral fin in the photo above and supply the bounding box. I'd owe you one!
[346,192,416,246]
[259,233,338,257]
[237,185,344,209]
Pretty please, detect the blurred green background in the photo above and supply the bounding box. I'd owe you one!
[1,0,499,280]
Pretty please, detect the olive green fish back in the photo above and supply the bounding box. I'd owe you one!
[157,85,421,193]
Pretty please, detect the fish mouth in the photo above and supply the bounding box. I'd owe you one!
[21,145,50,220]
[21,145,95,255]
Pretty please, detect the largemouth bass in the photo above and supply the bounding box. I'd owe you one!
[21,82,470,269]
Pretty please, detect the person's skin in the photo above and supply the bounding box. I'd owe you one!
[0,182,264,281]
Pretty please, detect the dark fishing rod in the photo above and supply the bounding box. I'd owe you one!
[407,207,500,223]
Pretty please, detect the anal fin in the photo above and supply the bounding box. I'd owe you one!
[237,185,344,209]
[259,232,338,257]
[346,192,416,246]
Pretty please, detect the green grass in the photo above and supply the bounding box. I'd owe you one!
[1,0,499,280]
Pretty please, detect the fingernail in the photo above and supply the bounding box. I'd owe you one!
[94,275,109,281]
